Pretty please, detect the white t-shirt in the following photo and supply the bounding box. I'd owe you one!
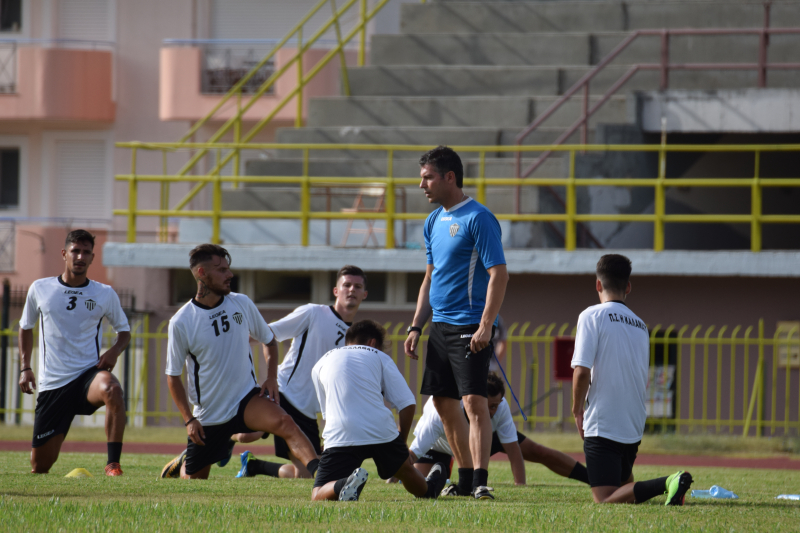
[20,276,130,392]
[312,345,416,448]
[571,301,650,444]
[166,293,274,425]
[409,396,518,457]
[272,304,350,419]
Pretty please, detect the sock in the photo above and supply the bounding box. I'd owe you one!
[457,468,472,495]
[107,442,122,465]
[306,459,320,477]
[568,462,590,485]
[473,468,489,490]
[633,476,669,504]
[333,477,347,497]
[248,459,283,478]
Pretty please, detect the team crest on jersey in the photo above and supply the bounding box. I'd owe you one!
[232,312,243,325]
[85,299,96,311]
[449,223,460,237]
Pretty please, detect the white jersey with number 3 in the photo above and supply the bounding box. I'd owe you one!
[271,304,350,419]
[166,293,274,425]
[20,276,130,392]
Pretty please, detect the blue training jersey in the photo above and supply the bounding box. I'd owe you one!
[424,198,506,325]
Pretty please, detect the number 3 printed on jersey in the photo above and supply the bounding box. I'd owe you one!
[66,296,77,310]
[211,315,231,336]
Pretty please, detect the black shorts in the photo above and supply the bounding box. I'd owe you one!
[420,322,495,399]
[313,434,409,488]
[271,396,322,460]
[32,366,103,448]
[184,388,260,475]
[584,436,640,488]
[416,430,527,476]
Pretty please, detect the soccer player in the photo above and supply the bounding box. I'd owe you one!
[18,230,131,476]
[402,373,589,492]
[405,146,509,500]
[571,254,692,505]
[310,320,447,501]
[161,244,319,480]
[234,265,368,479]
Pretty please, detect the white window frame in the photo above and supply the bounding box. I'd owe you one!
[0,134,28,217]
[41,130,113,225]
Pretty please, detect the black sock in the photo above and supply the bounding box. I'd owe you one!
[457,468,472,495]
[568,462,590,485]
[633,476,669,504]
[249,459,283,478]
[473,468,488,490]
[333,477,347,497]
[107,442,122,465]
[306,459,320,477]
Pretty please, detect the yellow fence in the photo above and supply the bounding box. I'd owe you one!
[114,142,800,252]
[1,319,797,436]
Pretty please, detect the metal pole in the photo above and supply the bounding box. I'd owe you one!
[0,279,9,423]
[660,30,669,90]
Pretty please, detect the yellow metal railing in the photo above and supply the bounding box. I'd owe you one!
[115,142,800,251]
[2,320,798,436]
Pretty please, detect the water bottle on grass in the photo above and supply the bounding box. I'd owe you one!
[691,485,738,499]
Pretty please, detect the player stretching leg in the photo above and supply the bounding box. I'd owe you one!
[18,230,131,476]
[405,146,509,500]
[396,373,589,492]
[162,266,369,477]
[234,266,368,479]
[161,245,319,480]
[571,254,692,505]
[311,320,447,502]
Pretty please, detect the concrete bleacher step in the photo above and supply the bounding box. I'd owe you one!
[372,32,796,68]
[244,156,566,180]
[348,65,800,97]
[307,95,627,129]
[275,126,592,151]
[401,1,799,34]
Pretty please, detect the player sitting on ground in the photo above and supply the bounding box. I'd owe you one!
[160,244,319,480]
[571,254,693,505]
[310,320,447,501]
[232,266,369,479]
[18,230,131,476]
[391,372,589,493]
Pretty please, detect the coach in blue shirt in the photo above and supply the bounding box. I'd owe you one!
[405,146,509,500]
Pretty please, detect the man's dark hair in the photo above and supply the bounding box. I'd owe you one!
[596,254,632,293]
[189,244,232,270]
[345,320,386,350]
[336,265,367,287]
[419,145,464,188]
[487,372,505,398]
[65,229,95,250]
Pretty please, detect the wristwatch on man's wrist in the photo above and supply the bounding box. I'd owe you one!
[406,326,422,335]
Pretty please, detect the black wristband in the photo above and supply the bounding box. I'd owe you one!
[20,367,32,374]
[184,416,197,426]
[407,326,422,335]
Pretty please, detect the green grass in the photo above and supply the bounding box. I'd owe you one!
[1,452,798,532]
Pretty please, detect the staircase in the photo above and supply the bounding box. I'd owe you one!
[213,0,800,249]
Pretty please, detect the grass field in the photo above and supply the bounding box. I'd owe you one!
[2,451,799,532]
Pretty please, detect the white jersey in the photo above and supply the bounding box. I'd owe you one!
[166,293,274,425]
[571,301,650,444]
[409,396,518,457]
[312,345,416,448]
[20,276,130,392]
[272,304,350,419]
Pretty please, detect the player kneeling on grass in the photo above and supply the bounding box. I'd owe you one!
[18,230,131,476]
[160,244,319,480]
[392,372,589,494]
[310,320,447,501]
[571,254,692,505]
